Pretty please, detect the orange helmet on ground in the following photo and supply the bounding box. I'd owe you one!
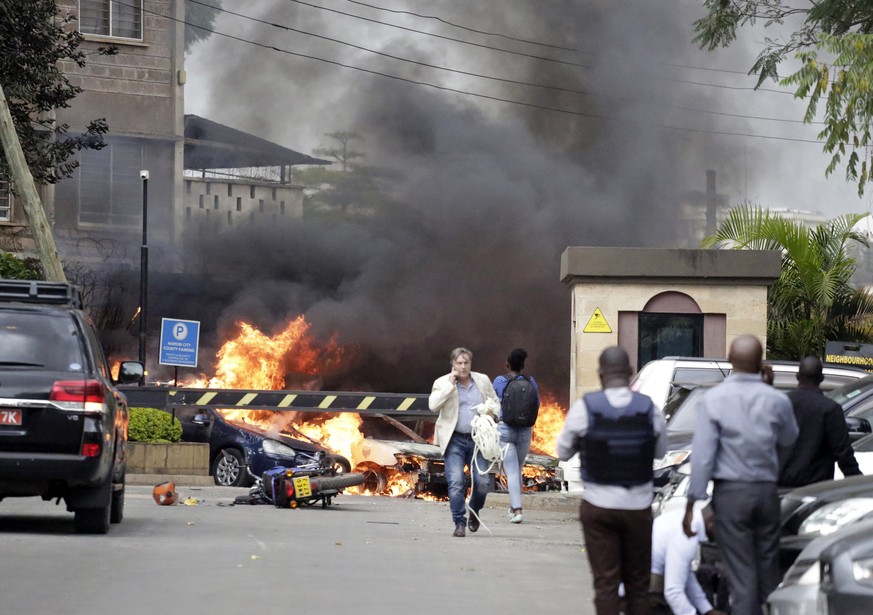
[152,481,177,505]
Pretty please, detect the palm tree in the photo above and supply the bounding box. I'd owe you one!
[702,205,873,359]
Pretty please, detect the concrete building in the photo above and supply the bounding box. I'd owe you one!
[1,2,325,271]
[560,247,781,398]
[48,0,184,266]
[181,115,326,238]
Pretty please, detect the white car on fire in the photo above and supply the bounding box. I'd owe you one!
[350,414,562,497]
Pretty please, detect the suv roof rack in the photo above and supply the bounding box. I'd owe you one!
[0,279,82,309]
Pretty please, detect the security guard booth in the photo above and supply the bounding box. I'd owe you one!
[560,247,781,400]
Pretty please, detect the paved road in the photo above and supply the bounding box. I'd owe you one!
[0,485,595,615]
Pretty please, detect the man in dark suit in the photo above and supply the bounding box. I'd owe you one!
[779,356,862,488]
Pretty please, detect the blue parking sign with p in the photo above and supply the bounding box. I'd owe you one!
[159,318,200,367]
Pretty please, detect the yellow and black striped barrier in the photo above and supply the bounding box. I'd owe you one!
[122,386,435,417]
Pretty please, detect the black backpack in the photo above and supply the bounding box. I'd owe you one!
[500,374,540,427]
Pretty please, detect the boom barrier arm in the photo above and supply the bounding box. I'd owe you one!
[121,386,437,418]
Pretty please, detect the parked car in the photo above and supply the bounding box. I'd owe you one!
[777,475,873,572]
[172,407,351,487]
[828,374,873,425]
[632,356,868,413]
[0,279,143,533]
[692,475,873,609]
[767,518,873,615]
[655,377,873,479]
[836,432,873,479]
[551,356,872,494]
[818,522,873,613]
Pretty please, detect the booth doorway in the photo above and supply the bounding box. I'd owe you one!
[637,313,704,370]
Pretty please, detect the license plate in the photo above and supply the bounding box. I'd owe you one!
[292,476,312,498]
[0,409,22,426]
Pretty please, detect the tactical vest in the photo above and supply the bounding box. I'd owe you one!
[579,391,655,487]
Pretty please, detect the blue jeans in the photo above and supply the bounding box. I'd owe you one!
[444,432,491,525]
[498,423,532,510]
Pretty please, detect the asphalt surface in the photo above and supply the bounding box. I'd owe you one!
[0,485,594,615]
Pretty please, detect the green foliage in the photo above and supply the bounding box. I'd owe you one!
[782,34,873,195]
[0,0,112,184]
[695,1,873,81]
[0,252,43,279]
[128,407,182,443]
[693,1,873,192]
[703,205,873,358]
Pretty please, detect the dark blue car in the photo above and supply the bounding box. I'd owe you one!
[175,407,351,487]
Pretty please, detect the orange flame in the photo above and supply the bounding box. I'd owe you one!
[191,317,344,390]
[186,315,565,499]
[385,473,417,497]
[190,317,365,482]
[293,413,363,465]
[529,394,567,456]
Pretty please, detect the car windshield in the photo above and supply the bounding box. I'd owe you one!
[666,388,708,433]
[827,376,873,405]
[661,386,695,421]
[0,310,84,372]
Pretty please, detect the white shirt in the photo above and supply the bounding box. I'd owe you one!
[652,508,714,615]
[556,387,668,510]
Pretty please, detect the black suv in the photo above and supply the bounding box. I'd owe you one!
[0,280,143,533]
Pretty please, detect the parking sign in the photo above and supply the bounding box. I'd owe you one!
[159,318,200,367]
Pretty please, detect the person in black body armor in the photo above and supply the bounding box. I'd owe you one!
[557,346,668,615]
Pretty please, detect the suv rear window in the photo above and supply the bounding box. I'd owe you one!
[0,310,85,372]
[671,367,729,386]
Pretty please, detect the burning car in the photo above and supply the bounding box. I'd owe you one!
[174,407,351,487]
[350,414,563,497]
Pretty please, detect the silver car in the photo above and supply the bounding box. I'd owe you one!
[767,518,873,614]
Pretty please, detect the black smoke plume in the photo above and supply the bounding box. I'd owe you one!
[143,1,747,398]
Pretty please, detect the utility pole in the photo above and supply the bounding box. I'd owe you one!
[0,82,66,282]
[706,169,717,237]
[139,171,149,372]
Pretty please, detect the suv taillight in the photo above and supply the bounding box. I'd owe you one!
[50,380,107,412]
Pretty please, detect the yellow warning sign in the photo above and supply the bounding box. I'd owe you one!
[583,308,612,333]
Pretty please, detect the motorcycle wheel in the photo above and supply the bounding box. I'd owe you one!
[323,454,352,474]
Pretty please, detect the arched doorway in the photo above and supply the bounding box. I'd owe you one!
[636,292,703,370]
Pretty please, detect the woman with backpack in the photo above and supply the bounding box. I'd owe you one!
[493,348,540,524]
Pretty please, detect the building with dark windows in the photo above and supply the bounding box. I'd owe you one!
[0,0,185,267]
[0,1,326,270]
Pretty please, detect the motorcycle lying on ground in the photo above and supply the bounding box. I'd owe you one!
[235,457,366,509]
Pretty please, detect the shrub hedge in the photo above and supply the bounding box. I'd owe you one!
[0,252,42,280]
[128,407,182,443]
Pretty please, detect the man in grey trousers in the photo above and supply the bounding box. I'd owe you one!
[682,335,798,615]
